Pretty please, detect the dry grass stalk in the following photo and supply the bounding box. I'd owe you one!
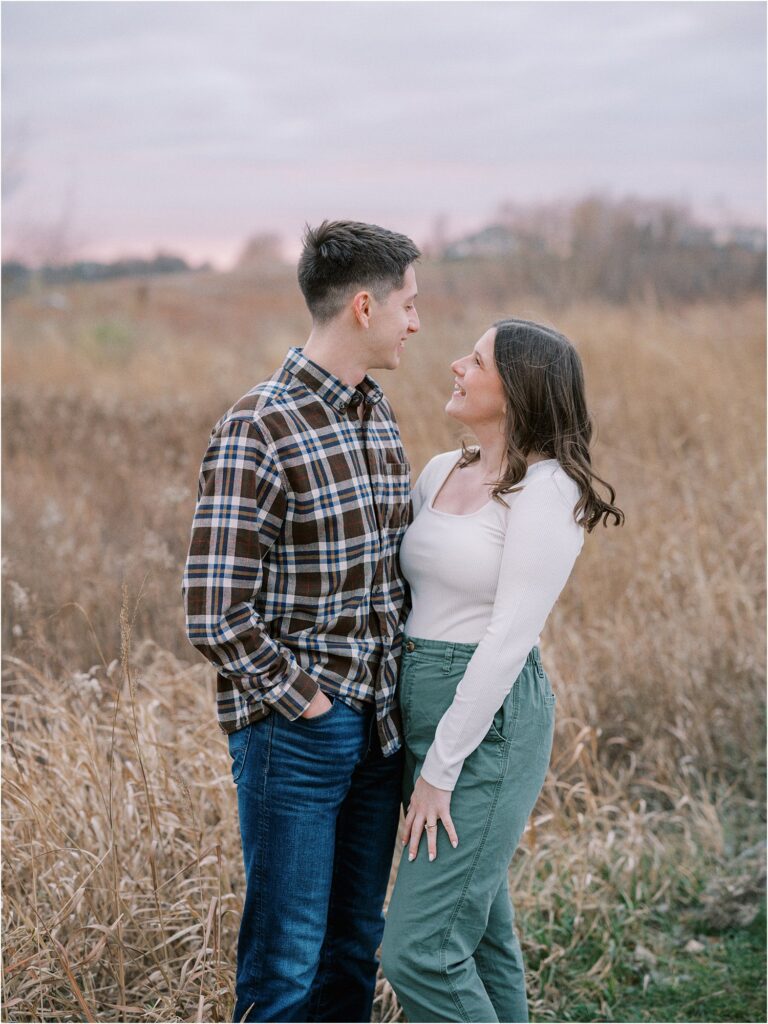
[2,270,764,1020]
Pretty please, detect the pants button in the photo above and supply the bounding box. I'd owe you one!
[405,641,415,653]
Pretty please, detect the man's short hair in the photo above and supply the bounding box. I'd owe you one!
[298,220,421,324]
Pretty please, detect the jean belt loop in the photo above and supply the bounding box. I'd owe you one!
[443,644,453,675]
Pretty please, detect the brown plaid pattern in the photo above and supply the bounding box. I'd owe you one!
[182,346,410,756]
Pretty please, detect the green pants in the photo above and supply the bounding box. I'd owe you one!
[381,636,556,1024]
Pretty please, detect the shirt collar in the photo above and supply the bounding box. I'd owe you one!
[284,347,384,413]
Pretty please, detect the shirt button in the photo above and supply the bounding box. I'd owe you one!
[405,640,415,653]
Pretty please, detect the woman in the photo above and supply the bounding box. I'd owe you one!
[381,318,624,1023]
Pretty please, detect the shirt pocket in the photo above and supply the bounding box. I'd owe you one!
[377,461,411,529]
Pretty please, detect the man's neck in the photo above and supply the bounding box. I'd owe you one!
[302,329,370,388]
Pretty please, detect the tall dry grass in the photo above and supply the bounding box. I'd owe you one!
[2,265,765,1022]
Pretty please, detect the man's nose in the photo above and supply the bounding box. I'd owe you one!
[408,310,420,333]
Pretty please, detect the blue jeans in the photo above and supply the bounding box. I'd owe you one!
[227,696,404,1023]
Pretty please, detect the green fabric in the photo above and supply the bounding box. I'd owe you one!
[381,636,556,1023]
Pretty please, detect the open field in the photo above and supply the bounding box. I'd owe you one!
[2,265,766,1022]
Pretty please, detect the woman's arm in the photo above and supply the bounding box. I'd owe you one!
[419,471,585,791]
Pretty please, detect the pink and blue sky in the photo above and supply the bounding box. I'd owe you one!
[2,1,765,268]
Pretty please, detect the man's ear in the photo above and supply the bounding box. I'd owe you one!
[352,290,372,329]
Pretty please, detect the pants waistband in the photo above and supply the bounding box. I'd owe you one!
[402,634,540,670]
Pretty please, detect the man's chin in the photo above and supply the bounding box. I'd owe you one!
[368,347,403,372]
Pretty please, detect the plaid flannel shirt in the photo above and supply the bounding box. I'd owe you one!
[182,346,410,757]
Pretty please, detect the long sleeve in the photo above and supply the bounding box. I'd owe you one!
[182,415,319,719]
[418,473,584,790]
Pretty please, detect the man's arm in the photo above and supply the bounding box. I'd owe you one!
[182,414,322,719]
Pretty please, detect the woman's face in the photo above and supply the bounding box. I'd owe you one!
[445,327,507,429]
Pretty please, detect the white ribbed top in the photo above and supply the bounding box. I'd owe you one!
[399,450,585,790]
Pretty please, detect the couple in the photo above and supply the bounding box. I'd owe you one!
[182,220,623,1024]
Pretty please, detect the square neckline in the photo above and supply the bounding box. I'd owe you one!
[427,453,558,519]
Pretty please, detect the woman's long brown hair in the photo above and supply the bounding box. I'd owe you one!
[458,317,624,532]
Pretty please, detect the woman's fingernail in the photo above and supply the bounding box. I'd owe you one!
[452,840,458,848]
[429,854,435,862]
[408,852,415,862]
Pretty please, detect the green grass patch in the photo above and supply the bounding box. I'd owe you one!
[523,830,766,1023]
[614,905,766,1023]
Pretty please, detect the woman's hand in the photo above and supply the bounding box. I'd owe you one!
[401,774,459,862]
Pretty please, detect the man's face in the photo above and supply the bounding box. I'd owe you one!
[366,264,420,370]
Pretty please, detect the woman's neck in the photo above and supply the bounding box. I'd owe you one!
[470,422,507,480]
[470,421,549,479]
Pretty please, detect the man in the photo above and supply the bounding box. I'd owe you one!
[182,220,420,1023]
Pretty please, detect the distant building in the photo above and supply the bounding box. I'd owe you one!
[441,224,526,260]
[712,226,767,252]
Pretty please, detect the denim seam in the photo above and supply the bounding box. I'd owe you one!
[437,768,506,1023]
[251,715,274,993]
[310,707,373,1014]
[435,680,521,1020]
[402,659,413,721]
[232,725,253,784]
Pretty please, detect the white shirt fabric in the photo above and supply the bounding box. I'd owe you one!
[399,449,585,790]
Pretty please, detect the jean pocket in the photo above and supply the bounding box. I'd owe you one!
[227,724,252,783]
[293,695,341,728]
[487,705,507,742]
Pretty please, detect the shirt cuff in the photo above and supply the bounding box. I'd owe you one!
[260,663,320,721]
[419,746,463,792]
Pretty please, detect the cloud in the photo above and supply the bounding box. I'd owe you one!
[2,1,765,264]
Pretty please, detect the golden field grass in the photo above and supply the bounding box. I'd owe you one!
[2,264,766,1023]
